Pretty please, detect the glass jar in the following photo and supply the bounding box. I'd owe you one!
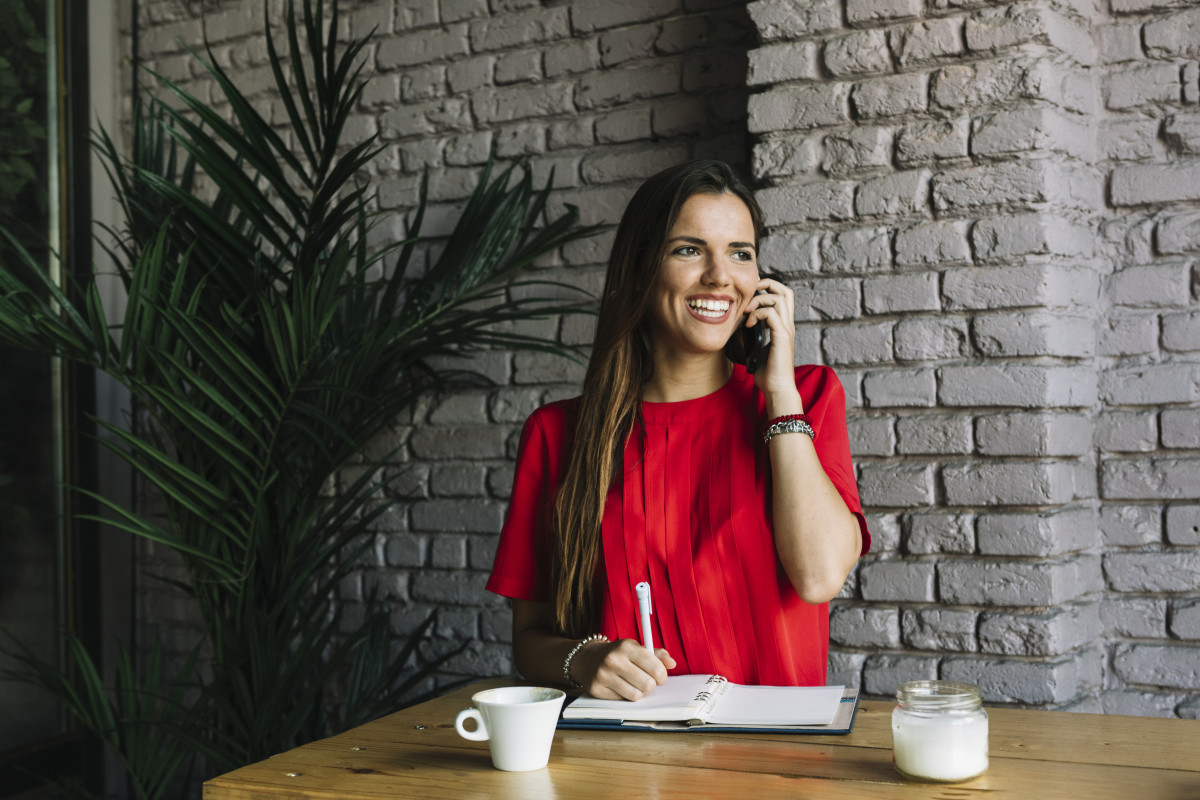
[892,680,989,782]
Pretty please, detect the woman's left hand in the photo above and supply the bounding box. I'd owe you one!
[744,277,800,407]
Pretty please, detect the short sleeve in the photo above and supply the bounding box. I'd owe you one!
[486,403,573,601]
[796,366,872,555]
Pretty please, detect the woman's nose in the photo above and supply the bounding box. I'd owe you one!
[701,253,729,285]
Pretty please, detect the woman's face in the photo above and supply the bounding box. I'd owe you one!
[646,192,759,361]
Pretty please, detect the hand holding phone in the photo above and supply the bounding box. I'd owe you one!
[724,290,771,374]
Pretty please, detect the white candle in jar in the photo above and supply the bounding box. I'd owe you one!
[892,680,989,782]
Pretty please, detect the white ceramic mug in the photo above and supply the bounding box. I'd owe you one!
[454,686,566,771]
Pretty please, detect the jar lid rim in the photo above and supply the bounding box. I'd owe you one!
[896,680,983,708]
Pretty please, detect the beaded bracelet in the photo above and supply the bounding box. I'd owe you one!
[562,633,609,689]
[762,417,815,444]
[765,413,812,429]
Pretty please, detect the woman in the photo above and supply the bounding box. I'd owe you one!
[486,160,869,700]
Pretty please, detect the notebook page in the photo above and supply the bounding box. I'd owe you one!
[562,674,719,721]
[706,684,844,726]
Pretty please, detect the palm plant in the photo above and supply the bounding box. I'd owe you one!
[0,0,595,796]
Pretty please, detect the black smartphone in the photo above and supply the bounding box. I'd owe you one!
[725,301,770,374]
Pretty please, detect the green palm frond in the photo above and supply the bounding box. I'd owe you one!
[0,0,599,795]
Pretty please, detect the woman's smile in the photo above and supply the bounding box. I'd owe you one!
[686,294,734,322]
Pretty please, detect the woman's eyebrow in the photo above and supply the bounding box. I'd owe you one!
[668,235,756,250]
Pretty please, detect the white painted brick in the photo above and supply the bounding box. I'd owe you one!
[446,56,493,94]
[759,181,856,226]
[543,38,601,78]
[747,40,819,86]
[857,170,931,218]
[1102,458,1200,501]
[575,62,682,110]
[1162,408,1200,449]
[571,0,680,33]
[938,365,1097,408]
[939,555,1101,606]
[1097,23,1143,64]
[748,84,851,133]
[979,603,1101,657]
[973,311,1094,358]
[894,317,969,361]
[931,58,1040,110]
[596,106,653,143]
[933,162,1094,214]
[1098,411,1159,454]
[857,463,936,507]
[581,145,689,184]
[865,512,902,552]
[381,97,472,138]
[1099,313,1159,357]
[943,461,1083,506]
[864,272,940,315]
[895,415,972,456]
[1113,644,1200,690]
[976,506,1098,556]
[513,350,587,385]
[1165,112,1200,155]
[830,605,901,647]
[896,119,971,167]
[396,0,439,30]
[903,608,977,652]
[442,0,487,22]
[863,654,938,696]
[411,498,504,532]
[851,73,929,119]
[377,25,470,68]
[976,411,1093,457]
[651,97,707,138]
[1169,599,1200,640]
[1144,6,1200,59]
[1112,164,1200,206]
[906,510,975,553]
[1108,263,1192,308]
[1101,364,1200,405]
[655,14,709,55]
[946,655,1086,705]
[548,118,594,150]
[970,106,1093,160]
[494,50,542,84]
[858,558,936,601]
[791,278,860,321]
[1107,62,1182,109]
[966,4,1093,65]
[598,22,661,67]
[1102,596,1167,638]
[847,0,921,25]
[820,228,892,272]
[754,136,821,179]
[1104,118,1161,161]
[824,29,891,77]
[747,0,841,41]
[430,534,468,567]
[890,18,966,68]
[823,322,894,365]
[1163,311,1200,352]
[822,126,893,177]
[847,415,895,456]
[1099,503,1156,546]
[1112,0,1196,13]
[895,220,971,266]
[1167,505,1200,545]
[760,233,820,274]
[827,650,866,688]
[863,368,937,407]
[1157,211,1200,254]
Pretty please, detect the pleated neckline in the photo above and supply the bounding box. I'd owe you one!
[640,364,755,423]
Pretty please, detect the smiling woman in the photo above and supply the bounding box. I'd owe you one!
[486,160,872,701]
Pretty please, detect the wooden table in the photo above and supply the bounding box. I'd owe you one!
[204,678,1200,799]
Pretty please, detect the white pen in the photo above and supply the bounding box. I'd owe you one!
[635,581,654,651]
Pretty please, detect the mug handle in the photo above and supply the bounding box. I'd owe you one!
[455,708,489,742]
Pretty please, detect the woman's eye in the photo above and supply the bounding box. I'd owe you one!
[733,250,755,262]
[675,246,699,256]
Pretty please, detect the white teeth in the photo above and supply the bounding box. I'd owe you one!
[688,298,730,317]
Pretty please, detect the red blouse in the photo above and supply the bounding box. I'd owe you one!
[486,364,870,686]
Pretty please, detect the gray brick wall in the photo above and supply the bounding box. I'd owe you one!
[129,0,1200,717]
[748,0,1200,717]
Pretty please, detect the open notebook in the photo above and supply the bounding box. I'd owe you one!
[559,674,859,734]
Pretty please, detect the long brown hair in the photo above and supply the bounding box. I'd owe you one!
[550,160,763,636]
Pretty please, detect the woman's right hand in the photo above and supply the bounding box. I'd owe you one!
[571,638,677,700]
